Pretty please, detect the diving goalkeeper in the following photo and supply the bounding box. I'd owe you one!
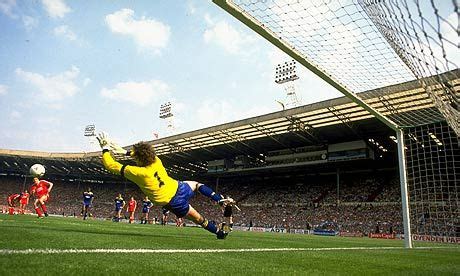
[96,133,235,239]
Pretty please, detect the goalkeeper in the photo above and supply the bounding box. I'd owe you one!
[96,133,235,239]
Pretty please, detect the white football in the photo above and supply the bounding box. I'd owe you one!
[30,164,46,177]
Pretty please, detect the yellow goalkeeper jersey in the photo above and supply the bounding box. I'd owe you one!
[102,151,178,205]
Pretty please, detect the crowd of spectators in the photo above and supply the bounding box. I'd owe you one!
[185,172,404,234]
[0,172,404,234]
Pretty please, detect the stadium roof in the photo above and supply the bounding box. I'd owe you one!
[0,70,458,180]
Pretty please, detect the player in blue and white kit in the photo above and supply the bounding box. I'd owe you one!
[140,196,153,224]
[81,188,94,220]
[113,194,125,222]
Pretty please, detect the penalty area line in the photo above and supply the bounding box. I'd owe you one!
[0,246,450,255]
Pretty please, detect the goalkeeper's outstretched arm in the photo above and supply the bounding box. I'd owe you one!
[101,150,123,176]
[97,132,131,175]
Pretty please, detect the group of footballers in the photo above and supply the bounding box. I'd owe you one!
[7,177,53,218]
[111,193,153,224]
[6,132,238,240]
[81,189,156,224]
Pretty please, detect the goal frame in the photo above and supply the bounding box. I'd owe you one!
[213,0,413,248]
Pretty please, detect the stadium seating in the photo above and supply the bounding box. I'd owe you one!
[0,172,402,234]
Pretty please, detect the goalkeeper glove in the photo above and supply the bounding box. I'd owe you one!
[96,132,129,155]
[96,132,110,151]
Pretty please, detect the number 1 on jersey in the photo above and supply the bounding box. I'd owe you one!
[154,172,165,187]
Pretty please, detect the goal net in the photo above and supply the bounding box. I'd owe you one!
[405,121,459,240]
[214,0,459,247]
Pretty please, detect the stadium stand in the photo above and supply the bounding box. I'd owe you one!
[1,170,402,235]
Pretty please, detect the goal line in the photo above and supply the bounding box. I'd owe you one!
[0,246,451,255]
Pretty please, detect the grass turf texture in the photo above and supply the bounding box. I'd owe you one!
[0,214,458,275]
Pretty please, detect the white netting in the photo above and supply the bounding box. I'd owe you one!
[215,0,460,241]
[405,122,459,238]
[226,0,459,132]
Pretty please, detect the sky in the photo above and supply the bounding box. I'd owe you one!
[0,0,343,152]
[0,0,456,153]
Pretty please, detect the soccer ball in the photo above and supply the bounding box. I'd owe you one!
[30,164,45,177]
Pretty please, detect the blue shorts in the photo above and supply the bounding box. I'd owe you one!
[115,206,122,212]
[142,208,150,213]
[165,181,194,218]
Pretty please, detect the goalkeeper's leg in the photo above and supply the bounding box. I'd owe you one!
[169,181,229,239]
[184,181,236,206]
[185,205,228,239]
[184,181,223,202]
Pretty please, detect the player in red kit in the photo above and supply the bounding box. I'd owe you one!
[19,190,30,214]
[127,196,137,224]
[7,194,21,215]
[30,177,53,218]
[127,196,137,223]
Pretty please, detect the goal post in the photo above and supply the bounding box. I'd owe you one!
[213,0,459,248]
[396,129,412,248]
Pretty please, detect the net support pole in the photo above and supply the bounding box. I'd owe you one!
[396,129,412,248]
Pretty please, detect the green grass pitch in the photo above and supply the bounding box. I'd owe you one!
[0,214,458,275]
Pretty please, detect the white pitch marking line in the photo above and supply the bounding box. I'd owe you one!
[0,246,452,255]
